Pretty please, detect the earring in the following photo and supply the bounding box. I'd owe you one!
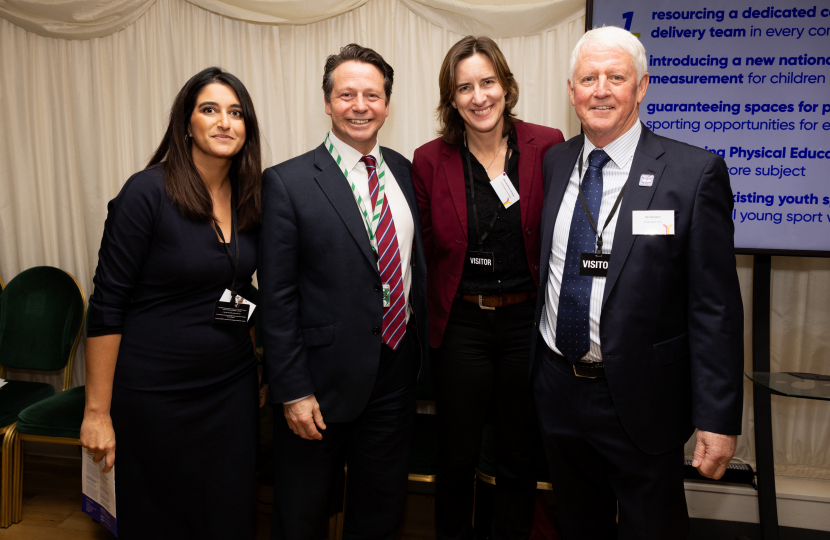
[184,133,191,143]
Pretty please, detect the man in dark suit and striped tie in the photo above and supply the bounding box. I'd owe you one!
[258,44,429,539]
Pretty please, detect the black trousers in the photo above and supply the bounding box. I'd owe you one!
[435,299,539,540]
[270,332,418,540]
[533,343,690,540]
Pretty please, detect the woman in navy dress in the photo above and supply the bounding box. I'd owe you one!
[81,67,263,539]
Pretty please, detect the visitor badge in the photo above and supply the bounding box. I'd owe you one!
[632,211,675,235]
[465,251,495,273]
[489,173,520,209]
[579,253,610,277]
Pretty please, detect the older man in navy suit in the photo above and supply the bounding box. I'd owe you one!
[259,44,428,539]
[531,26,744,539]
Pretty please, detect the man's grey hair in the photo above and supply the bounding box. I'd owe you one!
[569,26,648,83]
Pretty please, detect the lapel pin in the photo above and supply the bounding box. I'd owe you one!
[639,174,654,187]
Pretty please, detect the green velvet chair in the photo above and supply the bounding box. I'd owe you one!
[11,386,87,524]
[0,266,85,527]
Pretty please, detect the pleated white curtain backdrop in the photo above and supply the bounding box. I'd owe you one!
[0,0,584,38]
[1,0,829,478]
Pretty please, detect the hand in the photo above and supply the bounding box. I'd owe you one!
[283,395,326,440]
[80,411,116,473]
[259,384,269,408]
[692,430,737,479]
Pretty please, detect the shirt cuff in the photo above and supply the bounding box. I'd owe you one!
[284,394,313,405]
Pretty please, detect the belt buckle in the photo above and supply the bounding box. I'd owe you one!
[478,295,496,311]
[573,364,597,379]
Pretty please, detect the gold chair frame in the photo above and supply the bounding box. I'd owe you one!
[0,270,85,527]
[0,273,6,524]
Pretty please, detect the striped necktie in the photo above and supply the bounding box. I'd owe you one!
[362,155,406,350]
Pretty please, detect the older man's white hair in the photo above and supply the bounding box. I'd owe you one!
[569,26,648,83]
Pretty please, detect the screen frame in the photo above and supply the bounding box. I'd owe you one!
[584,0,830,258]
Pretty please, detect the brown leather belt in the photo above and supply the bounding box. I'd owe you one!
[455,291,537,310]
[549,349,605,378]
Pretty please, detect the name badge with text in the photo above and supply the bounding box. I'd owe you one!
[632,210,675,235]
[579,253,611,277]
[489,173,520,209]
[213,289,256,326]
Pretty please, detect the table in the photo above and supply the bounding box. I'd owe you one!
[747,372,830,401]
[746,371,830,539]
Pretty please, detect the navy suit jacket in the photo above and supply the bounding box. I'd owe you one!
[531,125,744,455]
[259,143,429,423]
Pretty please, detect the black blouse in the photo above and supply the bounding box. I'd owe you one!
[458,129,536,295]
[86,166,257,391]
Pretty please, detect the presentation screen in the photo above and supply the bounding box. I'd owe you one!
[590,0,830,255]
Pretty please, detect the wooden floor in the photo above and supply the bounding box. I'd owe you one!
[0,455,436,539]
[0,455,108,539]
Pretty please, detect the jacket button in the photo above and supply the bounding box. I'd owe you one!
[372,327,381,335]
[374,284,382,292]
[525,229,532,236]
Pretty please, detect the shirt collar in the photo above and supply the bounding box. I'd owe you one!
[327,130,381,174]
[582,121,641,169]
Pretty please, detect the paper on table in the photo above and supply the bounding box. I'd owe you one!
[0,379,7,389]
[82,451,117,536]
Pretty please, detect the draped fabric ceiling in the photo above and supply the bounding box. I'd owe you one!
[0,0,584,38]
[1,0,829,479]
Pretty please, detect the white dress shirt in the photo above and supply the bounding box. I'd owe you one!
[539,122,642,362]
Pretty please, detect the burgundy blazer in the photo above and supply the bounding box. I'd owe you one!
[412,121,565,348]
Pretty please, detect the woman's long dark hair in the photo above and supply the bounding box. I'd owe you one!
[147,67,262,231]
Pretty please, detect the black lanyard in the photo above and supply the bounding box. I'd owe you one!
[576,147,626,255]
[214,190,240,299]
[465,137,512,249]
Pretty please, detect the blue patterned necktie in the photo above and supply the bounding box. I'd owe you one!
[555,149,611,364]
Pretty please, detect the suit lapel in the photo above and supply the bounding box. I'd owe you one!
[313,144,379,272]
[440,144,468,241]
[539,136,583,287]
[516,127,537,229]
[602,128,666,306]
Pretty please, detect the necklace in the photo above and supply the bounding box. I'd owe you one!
[481,136,507,172]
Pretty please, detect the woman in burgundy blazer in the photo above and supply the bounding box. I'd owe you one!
[412,36,564,539]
